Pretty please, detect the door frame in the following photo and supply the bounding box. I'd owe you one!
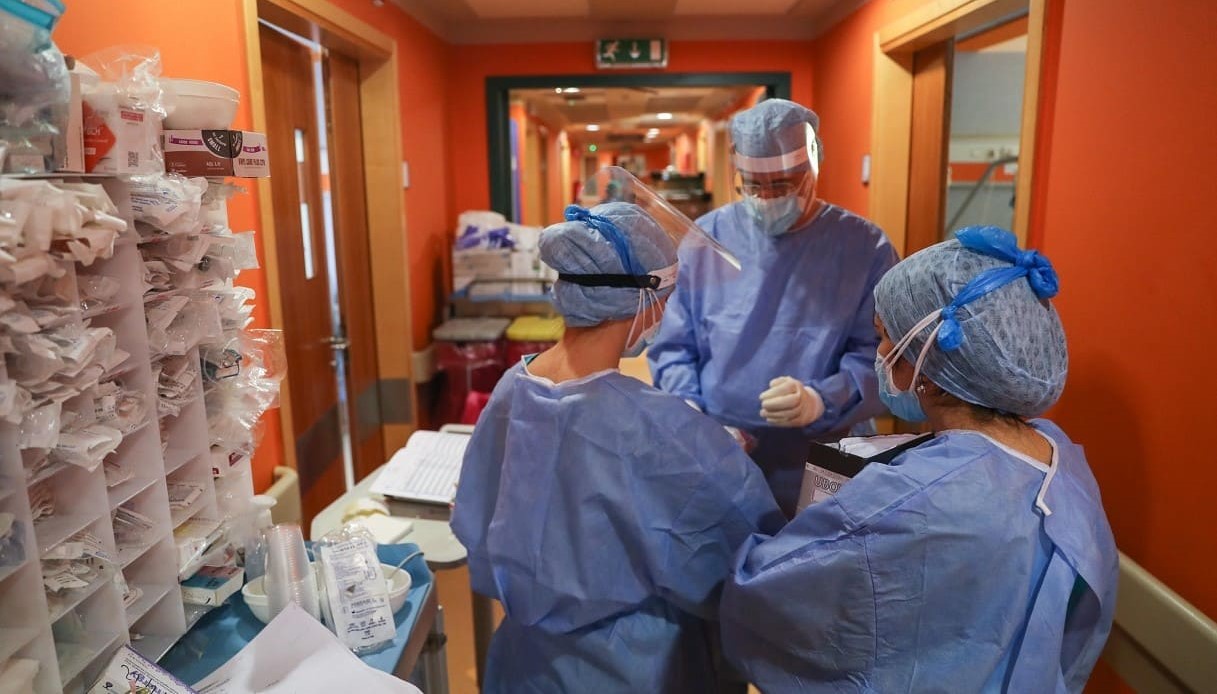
[869,0,1047,254]
[486,72,792,218]
[242,0,418,473]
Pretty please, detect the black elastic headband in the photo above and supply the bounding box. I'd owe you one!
[557,273,662,290]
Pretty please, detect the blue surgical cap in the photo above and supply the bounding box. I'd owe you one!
[874,228,1068,417]
[730,99,822,171]
[540,202,678,327]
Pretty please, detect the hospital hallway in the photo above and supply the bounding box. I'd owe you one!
[1,0,1212,692]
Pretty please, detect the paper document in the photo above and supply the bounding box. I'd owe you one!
[370,430,471,504]
[192,604,421,694]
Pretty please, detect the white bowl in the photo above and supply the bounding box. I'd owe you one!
[163,78,240,129]
[243,562,413,625]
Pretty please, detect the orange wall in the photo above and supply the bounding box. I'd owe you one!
[55,0,450,490]
[446,40,815,218]
[810,0,1217,628]
[1030,0,1217,621]
[643,145,671,173]
[810,0,925,216]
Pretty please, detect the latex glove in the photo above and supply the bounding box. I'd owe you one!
[759,377,824,428]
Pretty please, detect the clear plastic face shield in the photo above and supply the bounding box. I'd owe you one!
[581,166,742,271]
[732,123,821,237]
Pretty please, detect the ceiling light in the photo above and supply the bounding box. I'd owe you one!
[554,88,563,94]
[586,124,601,132]
[656,112,674,120]
[563,87,581,94]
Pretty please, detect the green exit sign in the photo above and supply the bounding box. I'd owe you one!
[596,38,668,69]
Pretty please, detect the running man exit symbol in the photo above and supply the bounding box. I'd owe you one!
[596,38,668,69]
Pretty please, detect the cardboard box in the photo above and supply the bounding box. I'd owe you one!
[163,130,270,178]
[180,564,244,606]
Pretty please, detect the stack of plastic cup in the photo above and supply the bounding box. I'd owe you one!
[263,523,320,621]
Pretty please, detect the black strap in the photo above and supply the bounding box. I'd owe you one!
[869,433,935,465]
[558,272,661,290]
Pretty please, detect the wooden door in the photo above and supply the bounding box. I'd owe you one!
[323,52,385,482]
[260,25,345,525]
[904,41,955,256]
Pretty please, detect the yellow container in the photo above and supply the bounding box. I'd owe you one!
[506,315,565,342]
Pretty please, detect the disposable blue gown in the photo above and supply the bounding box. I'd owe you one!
[720,420,1119,693]
[648,202,898,515]
[452,362,785,694]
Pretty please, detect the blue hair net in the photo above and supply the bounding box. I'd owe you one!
[540,202,678,327]
[730,99,823,170]
[874,227,1067,417]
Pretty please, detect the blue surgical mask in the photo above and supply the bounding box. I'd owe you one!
[875,355,927,422]
[745,194,802,237]
[622,324,656,358]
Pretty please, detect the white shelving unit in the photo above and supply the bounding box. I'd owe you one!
[1,172,259,692]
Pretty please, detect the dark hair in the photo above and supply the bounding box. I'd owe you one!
[929,383,1027,427]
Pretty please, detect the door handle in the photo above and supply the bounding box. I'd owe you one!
[328,336,350,351]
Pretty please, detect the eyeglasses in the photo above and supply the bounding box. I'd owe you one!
[736,181,798,197]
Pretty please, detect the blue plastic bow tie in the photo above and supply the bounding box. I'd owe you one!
[565,204,641,275]
[935,226,1061,352]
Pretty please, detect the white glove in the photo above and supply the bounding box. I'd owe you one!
[759,376,824,428]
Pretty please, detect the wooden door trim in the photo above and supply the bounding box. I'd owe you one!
[1011,0,1047,241]
[905,43,954,255]
[870,0,1044,254]
[243,0,417,476]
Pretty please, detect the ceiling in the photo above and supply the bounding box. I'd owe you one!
[389,0,869,43]
[513,85,756,149]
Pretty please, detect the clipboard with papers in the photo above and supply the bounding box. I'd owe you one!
[369,429,472,506]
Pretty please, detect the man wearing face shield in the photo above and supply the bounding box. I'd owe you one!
[452,192,783,693]
[648,99,898,516]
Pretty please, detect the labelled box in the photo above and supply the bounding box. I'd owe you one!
[163,130,269,178]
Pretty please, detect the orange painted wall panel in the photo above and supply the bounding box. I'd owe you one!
[809,0,925,216]
[446,40,815,218]
[1031,0,1217,619]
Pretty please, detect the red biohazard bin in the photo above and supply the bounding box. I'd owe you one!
[432,318,511,426]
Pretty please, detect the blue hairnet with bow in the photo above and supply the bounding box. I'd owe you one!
[540,202,678,327]
[874,226,1067,417]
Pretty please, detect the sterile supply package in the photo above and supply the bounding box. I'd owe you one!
[129,173,206,237]
[181,564,244,607]
[0,1,70,174]
[315,522,396,654]
[0,512,26,573]
[79,45,166,174]
[88,645,197,694]
[203,329,285,457]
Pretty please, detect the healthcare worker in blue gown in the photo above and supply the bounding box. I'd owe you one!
[720,227,1119,692]
[451,200,785,693]
[648,99,898,517]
